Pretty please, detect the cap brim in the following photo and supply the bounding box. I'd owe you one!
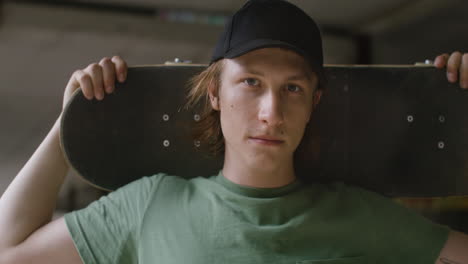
[223,39,324,82]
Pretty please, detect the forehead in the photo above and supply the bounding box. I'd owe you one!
[222,47,315,78]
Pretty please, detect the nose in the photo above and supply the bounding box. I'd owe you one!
[258,90,284,126]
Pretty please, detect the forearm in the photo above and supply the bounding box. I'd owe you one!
[0,114,69,250]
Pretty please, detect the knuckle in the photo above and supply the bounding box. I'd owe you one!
[99,57,112,65]
[77,73,90,83]
[437,53,449,61]
[111,55,122,62]
[452,51,462,56]
[87,63,100,72]
[112,55,127,68]
[72,69,83,78]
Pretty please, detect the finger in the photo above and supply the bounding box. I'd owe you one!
[434,53,449,69]
[447,51,462,83]
[111,55,128,83]
[461,53,468,89]
[85,63,105,100]
[99,57,115,94]
[65,71,80,95]
[74,70,94,100]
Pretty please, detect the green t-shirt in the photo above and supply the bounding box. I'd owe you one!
[64,172,450,264]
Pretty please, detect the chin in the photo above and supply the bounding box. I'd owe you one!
[244,148,289,168]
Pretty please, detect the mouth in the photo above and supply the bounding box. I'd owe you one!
[248,136,285,146]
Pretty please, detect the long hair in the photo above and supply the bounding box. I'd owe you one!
[185,60,225,156]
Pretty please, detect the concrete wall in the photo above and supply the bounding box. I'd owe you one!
[0,2,224,213]
[371,0,468,64]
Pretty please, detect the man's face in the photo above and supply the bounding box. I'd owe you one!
[210,47,320,169]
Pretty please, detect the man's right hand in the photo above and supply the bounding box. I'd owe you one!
[0,56,128,264]
[63,56,128,109]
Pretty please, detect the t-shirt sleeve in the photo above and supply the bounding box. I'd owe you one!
[64,174,165,264]
[356,187,450,264]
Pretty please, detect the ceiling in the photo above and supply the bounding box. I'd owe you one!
[66,0,459,33]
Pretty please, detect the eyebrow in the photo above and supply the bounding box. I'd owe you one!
[288,74,312,81]
[242,68,312,81]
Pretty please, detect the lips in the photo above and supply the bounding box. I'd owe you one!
[249,135,284,145]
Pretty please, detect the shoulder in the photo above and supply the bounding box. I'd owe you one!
[101,173,191,203]
[324,181,393,205]
[141,172,194,188]
[312,181,382,202]
[121,173,218,196]
[143,173,212,198]
[326,182,450,262]
[310,181,412,218]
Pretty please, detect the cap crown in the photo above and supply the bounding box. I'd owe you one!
[211,0,323,72]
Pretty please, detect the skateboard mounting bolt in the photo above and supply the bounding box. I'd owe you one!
[407,115,414,122]
[163,114,169,121]
[438,141,445,149]
[438,115,445,123]
[194,114,201,121]
[163,140,170,147]
[194,140,201,147]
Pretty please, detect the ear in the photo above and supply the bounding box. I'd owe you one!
[307,90,323,122]
[312,90,322,108]
[208,81,220,111]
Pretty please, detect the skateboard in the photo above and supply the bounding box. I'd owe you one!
[60,64,468,197]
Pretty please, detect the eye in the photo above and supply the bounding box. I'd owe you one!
[286,84,301,93]
[243,78,259,86]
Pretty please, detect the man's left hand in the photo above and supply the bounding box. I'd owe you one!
[434,51,468,89]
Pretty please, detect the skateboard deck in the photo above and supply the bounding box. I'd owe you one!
[60,64,468,197]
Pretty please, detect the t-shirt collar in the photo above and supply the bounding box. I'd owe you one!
[213,170,302,198]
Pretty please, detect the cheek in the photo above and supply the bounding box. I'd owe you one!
[287,103,312,140]
[220,103,245,127]
[218,92,240,139]
[219,85,257,118]
[219,107,242,148]
[218,89,258,140]
[288,96,312,118]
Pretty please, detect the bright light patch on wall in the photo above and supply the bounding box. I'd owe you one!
[156,9,227,26]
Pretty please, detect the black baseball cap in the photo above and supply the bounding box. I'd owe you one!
[210,0,324,85]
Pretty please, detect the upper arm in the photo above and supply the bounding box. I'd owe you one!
[435,230,468,264]
[0,216,82,264]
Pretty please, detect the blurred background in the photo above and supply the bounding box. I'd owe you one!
[1,0,468,231]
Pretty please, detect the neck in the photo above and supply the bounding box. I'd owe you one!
[221,149,296,188]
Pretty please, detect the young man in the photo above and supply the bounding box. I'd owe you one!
[0,0,467,263]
